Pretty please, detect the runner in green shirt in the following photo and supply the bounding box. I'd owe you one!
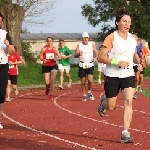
[58,39,72,89]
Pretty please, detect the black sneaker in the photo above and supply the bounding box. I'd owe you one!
[98,95,106,117]
[121,132,134,143]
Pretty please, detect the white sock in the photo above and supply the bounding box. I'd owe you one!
[122,130,128,134]
[88,90,91,93]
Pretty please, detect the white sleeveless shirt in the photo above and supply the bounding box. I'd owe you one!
[78,42,93,62]
[0,29,8,64]
[105,31,137,78]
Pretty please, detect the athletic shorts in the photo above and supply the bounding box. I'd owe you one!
[8,75,18,85]
[58,64,70,73]
[98,63,106,72]
[0,64,9,104]
[78,66,94,78]
[42,64,58,74]
[133,65,145,74]
[104,76,135,98]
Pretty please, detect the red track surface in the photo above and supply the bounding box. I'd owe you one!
[1,80,150,150]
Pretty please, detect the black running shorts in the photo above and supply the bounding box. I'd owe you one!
[8,75,18,85]
[42,64,58,74]
[78,66,94,78]
[104,76,135,98]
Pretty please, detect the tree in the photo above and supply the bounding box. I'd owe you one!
[0,0,58,53]
[81,0,150,42]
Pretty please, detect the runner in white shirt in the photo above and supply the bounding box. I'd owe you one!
[97,8,142,143]
[74,32,99,101]
[97,46,106,84]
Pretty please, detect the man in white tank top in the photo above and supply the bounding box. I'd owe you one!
[0,12,15,129]
[97,9,142,143]
[74,32,99,101]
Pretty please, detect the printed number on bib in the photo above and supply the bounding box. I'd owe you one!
[9,64,14,69]
[46,53,54,59]
[82,63,92,69]
[117,56,130,69]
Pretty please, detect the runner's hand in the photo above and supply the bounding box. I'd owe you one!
[93,57,98,63]
[118,61,129,68]
[43,59,47,63]
[4,39,10,46]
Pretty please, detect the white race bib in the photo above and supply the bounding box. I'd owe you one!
[117,56,130,69]
[82,62,93,69]
[46,53,54,59]
[9,64,14,69]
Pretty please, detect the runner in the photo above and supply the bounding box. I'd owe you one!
[39,37,61,100]
[74,32,99,101]
[0,12,15,129]
[58,39,72,89]
[97,46,106,84]
[6,46,22,102]
[133,38,150,98]
[97,8,142,143]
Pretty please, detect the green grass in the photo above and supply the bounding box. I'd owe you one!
[142,88,150,99]
[139,65,150,99]
[18,63,100,86]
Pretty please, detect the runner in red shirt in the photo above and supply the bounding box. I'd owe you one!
[6,46,22,102]
[39,37,61,100]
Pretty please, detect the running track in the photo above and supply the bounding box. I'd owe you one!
[1,80,150,150]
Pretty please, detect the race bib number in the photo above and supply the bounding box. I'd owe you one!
[82,63,92,69]
[117,56,130,69]
[9,64,14,69]
[46,53,54,59]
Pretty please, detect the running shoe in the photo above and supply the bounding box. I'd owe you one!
[59,85,63,89]
[67,79,72,88]
[121,132,134,143]
[0,123,3,129]
[6,97,11,102]
[49,94,53,100]
[14,89,19,95]
[88,92,95,100]
[45,88,50,95]
[82,95,87,101]
[98,79,101,84]
[138,86,143,92]
[133,92,137,99]
[98,95,106,117]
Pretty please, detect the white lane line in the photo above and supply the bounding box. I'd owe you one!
[53,91,150,134]
[2,93,97,150]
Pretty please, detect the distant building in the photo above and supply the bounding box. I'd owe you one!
[20,33,102,64]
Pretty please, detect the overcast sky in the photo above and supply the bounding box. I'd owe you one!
[24,0,113,33]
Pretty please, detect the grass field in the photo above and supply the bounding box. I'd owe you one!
[17,63,100,86]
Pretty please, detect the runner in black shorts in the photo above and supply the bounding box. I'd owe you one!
[97,8,142,143]
[39,37,61,100]
[74,32,99,101]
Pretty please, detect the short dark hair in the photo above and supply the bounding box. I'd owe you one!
[46,37,53,42]
[115,8,132,29]
[0,12,4,21]
[59,39,64,42]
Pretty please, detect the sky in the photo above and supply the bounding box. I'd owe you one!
[24,0,113,33]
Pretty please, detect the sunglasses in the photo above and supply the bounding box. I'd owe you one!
[60,43,64,44]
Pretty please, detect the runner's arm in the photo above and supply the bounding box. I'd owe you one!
[55,48,62,61]
[133,49,140,64]
[92,43,99,62]
[74,44,80,58]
